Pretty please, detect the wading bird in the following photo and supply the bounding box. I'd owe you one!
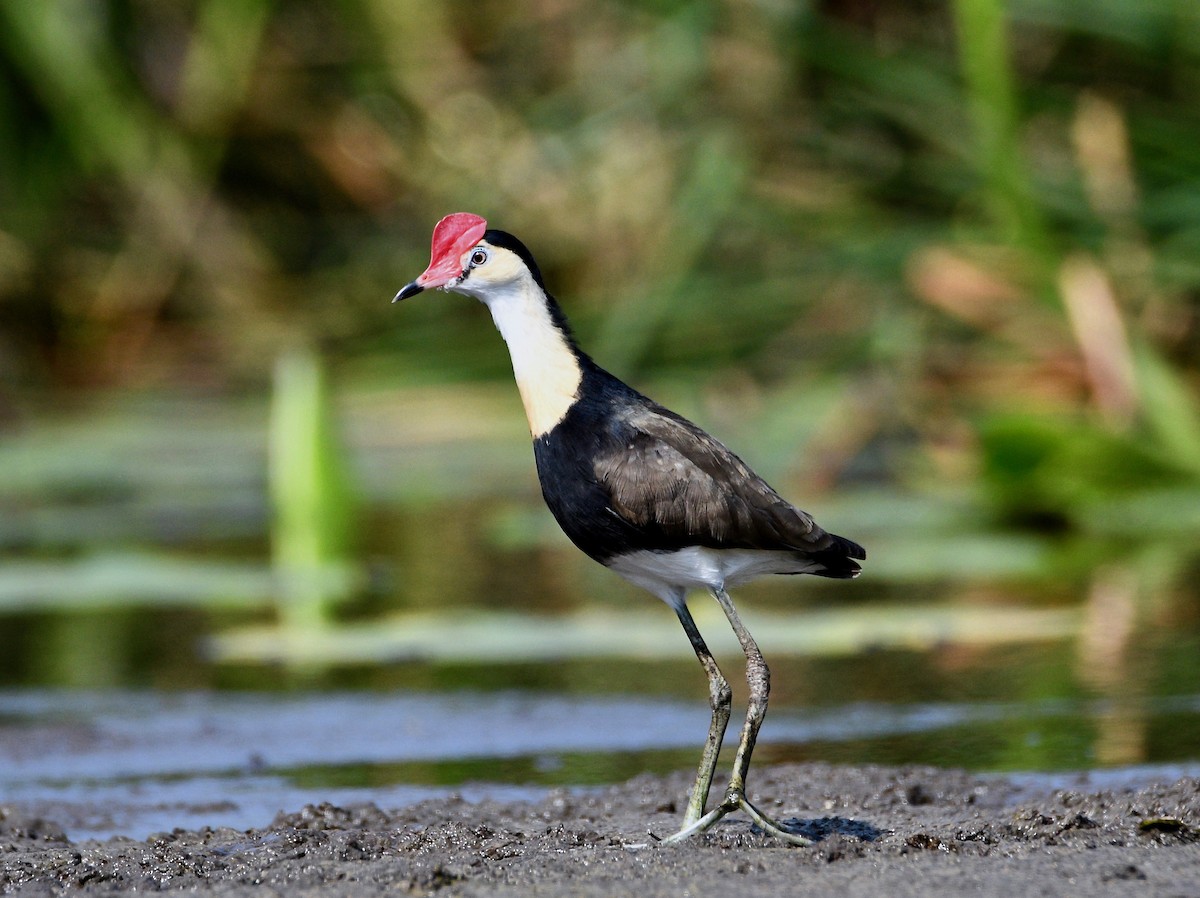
[394,213,865,844]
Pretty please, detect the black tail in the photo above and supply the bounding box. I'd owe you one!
[810,533,866,580]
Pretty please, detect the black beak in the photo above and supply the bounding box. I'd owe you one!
[392,280,424,303]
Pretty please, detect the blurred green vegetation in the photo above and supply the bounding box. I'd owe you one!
[0,0,1198,700]
[0,1,1196,498]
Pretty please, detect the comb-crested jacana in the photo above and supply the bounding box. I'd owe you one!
[394,213,865,844]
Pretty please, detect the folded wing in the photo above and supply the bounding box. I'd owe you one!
[595,405,865,570]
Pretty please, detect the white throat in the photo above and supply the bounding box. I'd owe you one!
[462,275,582,438]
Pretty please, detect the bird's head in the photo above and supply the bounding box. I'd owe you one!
[394,213,542,303]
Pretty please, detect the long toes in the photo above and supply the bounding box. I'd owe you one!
[627,795,812,847]
[739,797,813,846]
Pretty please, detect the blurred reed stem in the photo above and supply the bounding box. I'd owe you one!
[269,347,358,630]
[952,0,1050,266]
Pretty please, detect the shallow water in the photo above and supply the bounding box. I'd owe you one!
[5,686,1200,841]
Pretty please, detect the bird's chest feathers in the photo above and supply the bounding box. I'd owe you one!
[484,285,582,438]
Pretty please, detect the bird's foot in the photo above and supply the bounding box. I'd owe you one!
[627,788,812,848]
[737,795,813,846]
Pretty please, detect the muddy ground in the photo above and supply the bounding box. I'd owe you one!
[2,763,1198,896]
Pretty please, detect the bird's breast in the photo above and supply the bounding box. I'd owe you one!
[532,424,631,564]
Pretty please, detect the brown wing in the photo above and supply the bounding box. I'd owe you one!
[593,404,838,553]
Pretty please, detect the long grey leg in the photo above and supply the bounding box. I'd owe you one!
[674,603,731,826]
[710,585,769,798]
[635,587,811,847]
[711,585,809,844]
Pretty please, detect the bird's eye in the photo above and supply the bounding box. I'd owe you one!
[470,248,489,267]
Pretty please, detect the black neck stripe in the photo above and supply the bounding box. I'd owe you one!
[483,228,580,349]
[484,229,547,292]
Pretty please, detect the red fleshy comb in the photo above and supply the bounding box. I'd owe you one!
[415,213,488,288]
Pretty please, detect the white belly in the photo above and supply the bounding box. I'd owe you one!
[606,546,820,608]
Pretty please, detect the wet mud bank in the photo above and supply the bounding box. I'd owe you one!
[3,764,1198,897]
